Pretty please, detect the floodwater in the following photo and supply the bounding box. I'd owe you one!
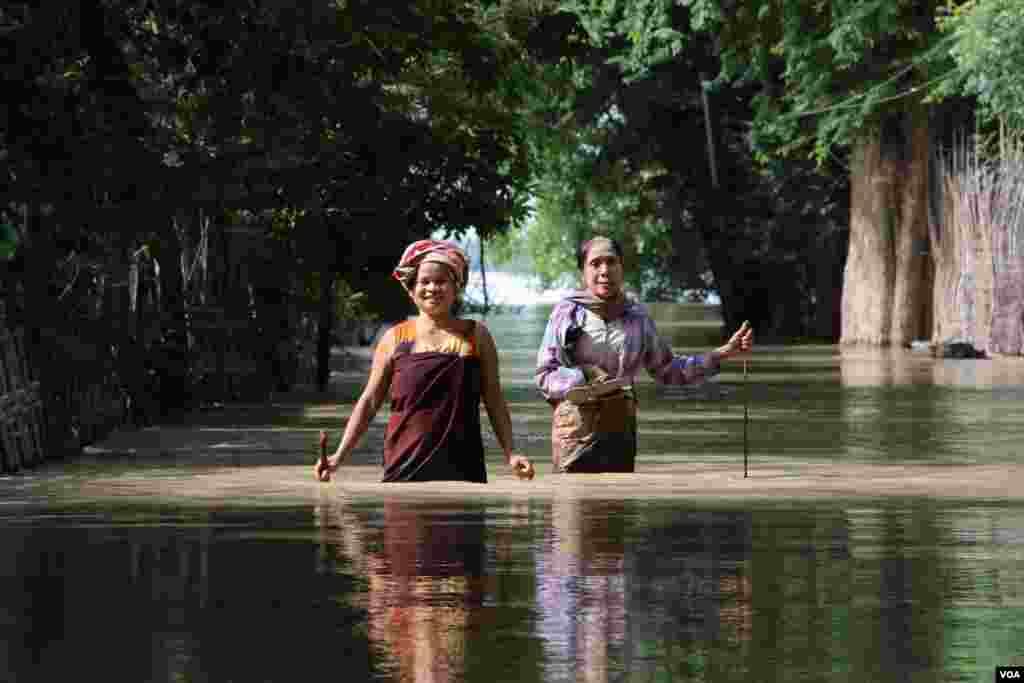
[2,305,1024,682]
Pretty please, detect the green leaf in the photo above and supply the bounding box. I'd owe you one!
[0,223,18,261]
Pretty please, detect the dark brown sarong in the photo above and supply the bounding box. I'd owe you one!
[382,351,487,483]
[551,388,637,473]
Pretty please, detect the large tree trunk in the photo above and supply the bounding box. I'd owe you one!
[842,133,894,344]
[890,107,932,346]
[841,108,932,346]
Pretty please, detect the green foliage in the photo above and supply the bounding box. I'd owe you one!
[490,0,850,334]
[495,173,698,300]
[0,223,17,261]
[561,0,687,72]
[467,4,715,299]
[939,0,1024,131]
[1,0,539,330]
[523,196,582,289]
[561,0,956,160]
[485,227,534,274]
[301,272,371,323]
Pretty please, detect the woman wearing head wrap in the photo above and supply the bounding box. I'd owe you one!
[316,239,535,482]
[536,236,753,473]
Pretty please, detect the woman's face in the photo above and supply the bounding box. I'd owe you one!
[582,245,624,300]
[413,261,457,315]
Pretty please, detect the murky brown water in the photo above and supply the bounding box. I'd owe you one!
[2,305,1023,681]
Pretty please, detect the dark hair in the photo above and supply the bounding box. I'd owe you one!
[576,236,624,270]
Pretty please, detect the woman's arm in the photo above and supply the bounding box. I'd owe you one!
[712,321,754,361]
[640,313,721,385]
[642,318,753,385]
[316,329,395,480]
[478,322,534,479]
[535,302,587,402]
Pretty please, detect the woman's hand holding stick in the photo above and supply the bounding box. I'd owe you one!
[509,454,535,480]
[723,321,754,477]
[315,430,332,482]
[715,320,753,361]
[709,321,754,476]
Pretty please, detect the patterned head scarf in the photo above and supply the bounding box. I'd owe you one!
[392,239,469,294]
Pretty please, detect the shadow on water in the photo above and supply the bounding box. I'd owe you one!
[2,305,1024,681]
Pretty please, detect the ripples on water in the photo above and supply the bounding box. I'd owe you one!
[1,305,1023,681]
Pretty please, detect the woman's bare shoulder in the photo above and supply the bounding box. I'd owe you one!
[386,320,418,340]
[465,319,497,352]
[373,321,413,359]
[440,315,478,334]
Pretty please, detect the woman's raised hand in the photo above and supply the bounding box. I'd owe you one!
[718,320,754,360]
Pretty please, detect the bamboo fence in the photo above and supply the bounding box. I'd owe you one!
[933,136,1024,355]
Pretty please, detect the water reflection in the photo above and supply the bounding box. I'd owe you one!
[839,347,1024,462]
[534,497,753,681]
[318,500,492,682]
[536,498,629,682]
[627,505,753,680]
[0,508,373,683]
[0,496,1023,681]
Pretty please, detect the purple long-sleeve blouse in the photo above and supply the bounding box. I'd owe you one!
[536,298,720,402]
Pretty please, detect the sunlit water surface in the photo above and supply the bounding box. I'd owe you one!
[2,305,1023,682]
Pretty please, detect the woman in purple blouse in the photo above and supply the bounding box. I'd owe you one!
[536,236,753,473]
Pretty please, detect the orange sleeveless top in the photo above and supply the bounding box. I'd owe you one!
[382,319,479,358]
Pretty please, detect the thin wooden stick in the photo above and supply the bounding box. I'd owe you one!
[318,430,329,480]
[743,357,749,478]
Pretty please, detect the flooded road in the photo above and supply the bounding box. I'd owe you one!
[2,305,1023,681]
